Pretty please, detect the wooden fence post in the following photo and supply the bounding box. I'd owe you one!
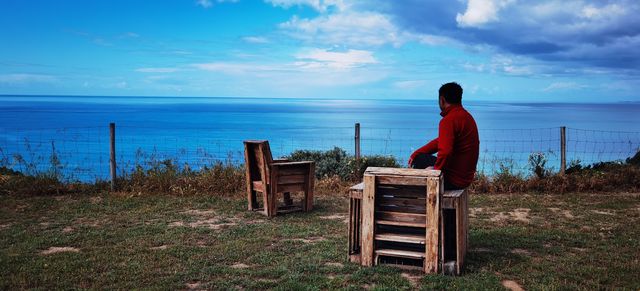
[355,123,361,177]
[560,126,566,175]
[110,122,116,191]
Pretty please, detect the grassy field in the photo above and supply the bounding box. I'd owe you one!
[1,192,639,290]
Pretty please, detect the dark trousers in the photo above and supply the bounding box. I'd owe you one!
[410,153,463,190]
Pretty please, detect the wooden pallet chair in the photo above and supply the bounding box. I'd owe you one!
[243,140,315,217]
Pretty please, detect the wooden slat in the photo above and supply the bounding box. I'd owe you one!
[377,176,428,186]
[350,182,364,191]
[365,167,441,177]
[244,143,256,210]
[376,211,426,224]
[278,183,305,193]
[442,196,455,209]
[305,162,315,212]
[350,189,363,199]
[251,181,265,192]
[361,174,376,267]
[376,186,427,198]
[443,189,465,198]
[277,174,306,185]
[378,196,426,208]
[424,176,440,273]
[376,219,426,228]
[375,248,426,259]
[375,233,426,244]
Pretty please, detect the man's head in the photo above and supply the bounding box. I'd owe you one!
[438,82,463,111]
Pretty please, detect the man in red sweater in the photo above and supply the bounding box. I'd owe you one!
[408,82,479,190]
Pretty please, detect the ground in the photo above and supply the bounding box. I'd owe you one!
[0,192,639,290]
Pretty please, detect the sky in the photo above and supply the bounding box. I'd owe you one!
[0,0,639,102]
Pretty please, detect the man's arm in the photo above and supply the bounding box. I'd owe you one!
[433,118,454,170]
[408,138,438,166]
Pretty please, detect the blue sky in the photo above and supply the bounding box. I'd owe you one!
[1,0,639,102]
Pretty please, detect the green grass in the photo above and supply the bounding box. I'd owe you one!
[1,192,639,290]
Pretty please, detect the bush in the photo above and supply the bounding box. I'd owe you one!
[287,147,399,181]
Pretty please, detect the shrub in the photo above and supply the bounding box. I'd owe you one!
[287,147,399,181]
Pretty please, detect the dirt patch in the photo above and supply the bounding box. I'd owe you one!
[548,207,575,219]
[0,223,12,230]
[231,263,251,269]
[74,217,106,228]
[502,280,524,291]
[53,195,68,201]
[41,246,80,255]
[401,272,422,287]
[89,196,103,204]
[510,248,532,256]
[324,262,344,268]
[185,282,201,289]
[183,209,216,216]
[469,207,484,218]
[319,214,348,224]
[62,226,74,233]
[287,237,326,244]
[150,245,168,250]
[492,208,531,223]
[591,210,615,216]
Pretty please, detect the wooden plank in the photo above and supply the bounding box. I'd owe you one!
[376,219,426,228]
[375,248,426,259]
[361,174,376,267]
[278,183,305,193]
[305,162,315,212]
[375,233,426,244]
[267,165,278,217]
[365,167,441,177]
[377,185,427,198]
[251,181,265,193]
[275,164,308,176]
[442,196,455,209]
[376,211,426,224]
[377,175,428,186]
[350,189,363,199]
[244,143,256,210]
[377,205,426,214]
[458,189,468,275]
[350,182,364,191]
[424,176,440,274]
[378,196,426,208]
[443,189,465,198]
[277,174,306,185]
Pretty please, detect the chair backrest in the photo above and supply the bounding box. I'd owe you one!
[244,140,274,184]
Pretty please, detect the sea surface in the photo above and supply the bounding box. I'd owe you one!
[1,95,639,181]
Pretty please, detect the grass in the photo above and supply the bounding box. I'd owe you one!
[1,191,638,290]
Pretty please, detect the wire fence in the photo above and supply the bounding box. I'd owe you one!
[0,124,638,182]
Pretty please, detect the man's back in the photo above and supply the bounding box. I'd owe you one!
[437,104,479,188]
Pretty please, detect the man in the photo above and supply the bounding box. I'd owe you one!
[408,82,479,190]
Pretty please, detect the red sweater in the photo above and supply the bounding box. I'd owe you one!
[410,104,479,188]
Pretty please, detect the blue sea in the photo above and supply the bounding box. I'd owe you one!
[1,95,639,181]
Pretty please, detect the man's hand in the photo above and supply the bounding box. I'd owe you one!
[407,157,414,168]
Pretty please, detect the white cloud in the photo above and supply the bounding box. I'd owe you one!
[191,62,282,74]
[456,0,514,28]
[393,80,427,90]
[135,67,179,73]
[266,0,346,12]
[0,73,56,84]
[242,36,269,44]
[196,0,212,8]
[543,82,587,91]
[295,49,377,69]
[280,11,403,47]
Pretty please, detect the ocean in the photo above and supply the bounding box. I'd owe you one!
[1,95,639,181]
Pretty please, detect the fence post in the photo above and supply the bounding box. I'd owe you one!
[110,122,116,191]
[560,126,566,175]
[355,123,361,178]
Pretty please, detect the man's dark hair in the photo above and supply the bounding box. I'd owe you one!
[439,82,463,104]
